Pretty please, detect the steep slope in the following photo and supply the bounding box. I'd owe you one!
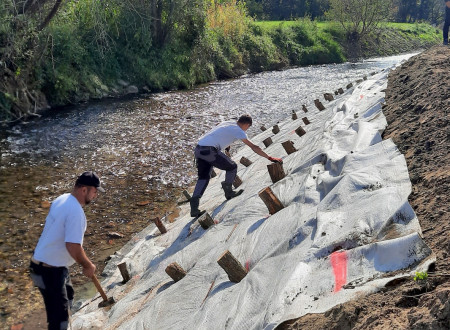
[279,45,450,330]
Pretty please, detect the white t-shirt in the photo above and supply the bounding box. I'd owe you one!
[198,121,248,150]
[33,193,87,267]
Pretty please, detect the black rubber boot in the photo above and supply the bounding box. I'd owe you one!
[190,196,205,217]
[221,182,244,200]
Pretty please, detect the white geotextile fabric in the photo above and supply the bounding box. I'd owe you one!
[72,70,434,329]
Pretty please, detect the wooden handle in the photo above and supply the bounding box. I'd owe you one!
[92,275,108,301]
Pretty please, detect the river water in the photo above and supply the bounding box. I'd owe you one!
[0,52,417,325]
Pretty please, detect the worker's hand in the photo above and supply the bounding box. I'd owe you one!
[82,262,96,279]
[268,156,283,164]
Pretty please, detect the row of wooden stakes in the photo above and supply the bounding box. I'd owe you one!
[151,106,318,284]
[114,76,375,292]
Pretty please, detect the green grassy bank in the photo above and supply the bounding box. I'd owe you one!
[0,15,441,123]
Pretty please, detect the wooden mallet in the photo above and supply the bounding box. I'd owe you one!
[92,275,115,308]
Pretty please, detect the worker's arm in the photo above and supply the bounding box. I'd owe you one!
[241,139,282,163]
[66,242,96,278]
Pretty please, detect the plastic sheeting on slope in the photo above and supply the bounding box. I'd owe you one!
[72,69,434,330]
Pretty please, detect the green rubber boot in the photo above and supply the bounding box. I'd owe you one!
[190,196,205,217]
[221,182,244,200]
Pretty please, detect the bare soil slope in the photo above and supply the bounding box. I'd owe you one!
[279,45,450,330]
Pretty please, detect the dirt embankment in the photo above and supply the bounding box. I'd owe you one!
[279,45,450,330]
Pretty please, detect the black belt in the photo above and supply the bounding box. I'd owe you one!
[197,145,218,152]
[31,256,57,268]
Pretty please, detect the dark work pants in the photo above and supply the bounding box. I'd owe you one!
[192,145,237,198]
[444,14,450,43]
[29,261,74,330]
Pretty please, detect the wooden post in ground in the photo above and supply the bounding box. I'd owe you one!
[263,137,273,148]
[240,157,252,167]
[295,126,306,137]
[182,190,191,201]
[165,262,186,282]
[314,99,325,111]
[292,111,298,120]
[117,262,131,283]
[152,217,167,234]
[217,250,247,283]
[198,212,215,230]
[324,93,334,101]
[258,187,284,215]
[260,125,267,131]
[302,117,310,125]
[272,125,280,134]
[302,105,308,113]
[233,175,243,188]
[282,141,297,155]
[267,162,286,183]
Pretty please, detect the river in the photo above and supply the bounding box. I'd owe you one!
[0,52,417,327]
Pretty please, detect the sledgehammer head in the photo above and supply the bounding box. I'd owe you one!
[98,296,115,308]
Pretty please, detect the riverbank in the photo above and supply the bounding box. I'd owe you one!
[0,18,440,124]
[279,45,450,329]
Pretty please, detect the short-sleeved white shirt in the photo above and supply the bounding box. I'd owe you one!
[197,121,247,150]
[33,193,87,267]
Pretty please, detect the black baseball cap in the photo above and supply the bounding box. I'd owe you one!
[76,171,105,192]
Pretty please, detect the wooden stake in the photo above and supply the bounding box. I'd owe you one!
[217,250,247,283]
[263,137,273,148]
[302,105,308,113]
[267,162,286,183]
[302,117,310,125]
[292,111,298,120]
[324,93,334,101]
[260,125,267,131]
[152,217,167,234]
[240,157,252,167]
[281,141,297,155]
[258,187,284,215]
[198,212,215,230]
[295,126,306,137]
[314,99,325,111]
[117,262,131,283]
[165,262,186,282]
[272,125,280,134]
[233,175,243,188]
[182,190,191,201]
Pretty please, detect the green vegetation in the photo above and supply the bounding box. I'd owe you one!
[413,271,429,282]
[0,0,443,123]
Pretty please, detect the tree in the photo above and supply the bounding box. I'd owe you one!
[327,0,394,41]
[0,0,66,121]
